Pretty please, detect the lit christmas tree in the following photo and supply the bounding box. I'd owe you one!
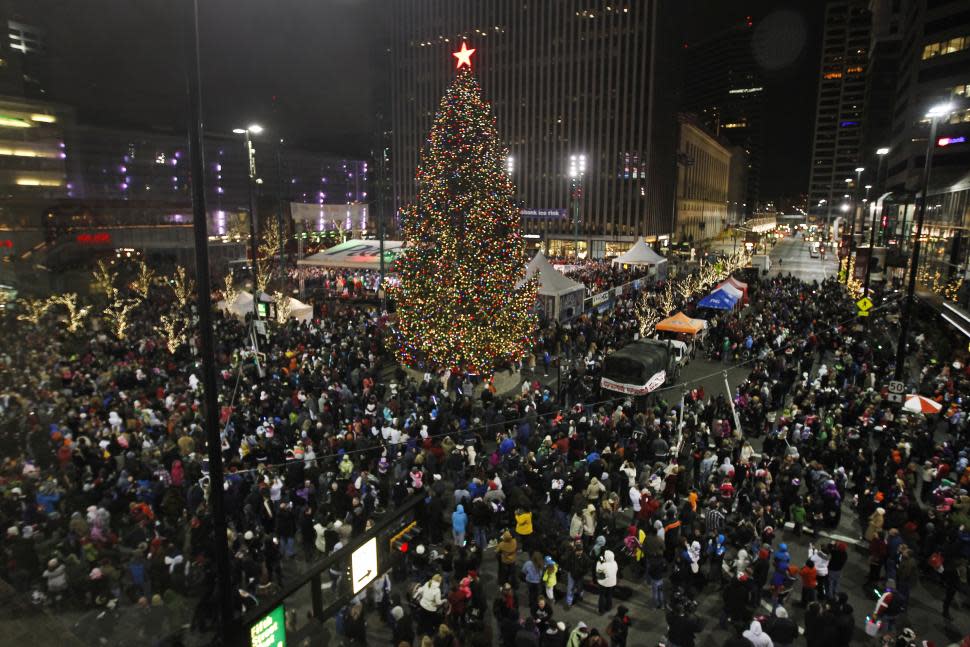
[392,44,537,374]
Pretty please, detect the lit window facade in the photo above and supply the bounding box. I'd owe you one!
[922,35,970,60]
[389,0,681,256]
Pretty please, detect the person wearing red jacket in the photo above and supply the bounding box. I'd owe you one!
[799,559,818,607]
[866,531,888,585]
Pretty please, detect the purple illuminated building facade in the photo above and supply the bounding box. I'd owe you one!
[69,125,367,236]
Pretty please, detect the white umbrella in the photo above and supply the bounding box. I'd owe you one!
[902,394,942,415]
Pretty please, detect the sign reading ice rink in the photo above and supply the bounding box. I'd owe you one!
[520,208,568,220]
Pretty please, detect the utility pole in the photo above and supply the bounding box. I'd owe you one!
[895,104,951,380]
[276,141,286,292]
[182,0,234,640]
[569,154,586,258]
[378,146,388,308]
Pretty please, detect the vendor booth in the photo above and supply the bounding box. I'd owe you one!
[520,251,586,321]
[219,291,314,323]
[697,288,739,310]
[714,281,744,303]
[611,240,668,279]
[719,277,748,303]
[655,311,707,336]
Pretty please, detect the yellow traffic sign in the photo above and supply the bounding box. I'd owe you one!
[857,310,870,317]
[856,297,873,312]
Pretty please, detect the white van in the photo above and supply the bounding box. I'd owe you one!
[653,337,690,366]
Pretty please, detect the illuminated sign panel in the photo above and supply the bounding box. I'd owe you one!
[249,605,285,647]
[938,136,966,147]
[351,537,379,594]
[76,233,111,244]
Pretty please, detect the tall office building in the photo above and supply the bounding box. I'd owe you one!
[674,114,733,243]
[683,19,764,217]
[807,0,871,229]
[388,0,682,258]
[861,0,903,179]
[0,0,47,97]
[877,0,970,286]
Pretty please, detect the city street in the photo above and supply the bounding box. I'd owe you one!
[711,235,838,284]
[766,236,839,283]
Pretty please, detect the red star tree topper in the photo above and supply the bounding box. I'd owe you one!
[452,42,475,69]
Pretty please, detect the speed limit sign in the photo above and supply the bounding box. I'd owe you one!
[887,380,904,403]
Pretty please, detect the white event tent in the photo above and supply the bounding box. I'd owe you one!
[519,251,586,321]
[611,240,668,278]
[219,291,314,323]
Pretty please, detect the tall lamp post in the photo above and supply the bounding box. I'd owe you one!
[568,153,586,258]
[233,124,264,319]
[894,102,955,381]
[874,147,890,246]
[845,167,864,283]
[863,179,877,300]
[182,0,233,639]
[839,198,851,282]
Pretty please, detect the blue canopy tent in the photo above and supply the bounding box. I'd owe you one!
[697,288,739,310]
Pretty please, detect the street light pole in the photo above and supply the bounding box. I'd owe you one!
[569,154,586,258]
[894,104,952,381]
[276,140,286,293]
[182,0,234,640]
[234,125,263,320]
[863,183,877,300]
[378,147,389,309]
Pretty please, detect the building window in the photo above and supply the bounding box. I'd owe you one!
[952,83,970,97]
[949,107,970,124]
[923,35,970,60]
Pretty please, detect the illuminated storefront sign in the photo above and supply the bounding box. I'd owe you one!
[76,233,111,244]
[938,136,966,147]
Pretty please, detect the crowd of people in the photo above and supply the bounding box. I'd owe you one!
[546,258,654,297]
[288,266,382,300]
[1,262,969,647]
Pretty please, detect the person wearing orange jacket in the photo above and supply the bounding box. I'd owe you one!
[799,559,818,607]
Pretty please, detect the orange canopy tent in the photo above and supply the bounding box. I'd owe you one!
[655,311,706,336]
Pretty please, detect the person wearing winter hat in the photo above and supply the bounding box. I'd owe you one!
[390,604,414,646]
[607,605,631,647]
[742,619,774,647]
[764,605,798,647]
[595,549,618,613]
[542,555,558,600]
[42,558,67,597]
[567,621,590,647]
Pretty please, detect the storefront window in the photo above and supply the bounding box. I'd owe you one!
[604,241,633,257]
[547,239,588,258]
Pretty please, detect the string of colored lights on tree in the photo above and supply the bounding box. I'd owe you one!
[391,59,537,374]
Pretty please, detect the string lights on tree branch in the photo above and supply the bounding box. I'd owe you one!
[391,48,537,374]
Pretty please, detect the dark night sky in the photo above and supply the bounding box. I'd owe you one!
[13,0,821,201]
[14,0,381,155]
[685,0,826,202]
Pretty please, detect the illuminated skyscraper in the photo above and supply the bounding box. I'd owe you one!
[388,0,683,257]
[807,0,871,225]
